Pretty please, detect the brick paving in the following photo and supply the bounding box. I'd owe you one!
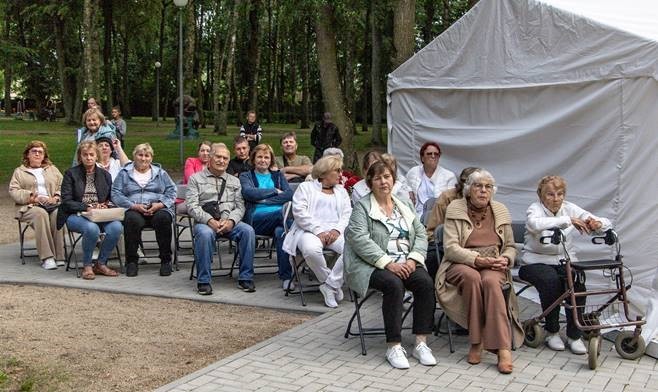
[1,233,655,392]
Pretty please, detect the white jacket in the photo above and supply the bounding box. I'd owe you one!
[282,180,352,256]
[351,174,411,205]
[405,164,457,213]
[522,200,612,264]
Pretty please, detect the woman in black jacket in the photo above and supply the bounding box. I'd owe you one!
[58,141,122,280]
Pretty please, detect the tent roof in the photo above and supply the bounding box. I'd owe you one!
[388,0,658,91]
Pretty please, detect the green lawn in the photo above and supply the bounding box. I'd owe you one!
[0,117,384,184]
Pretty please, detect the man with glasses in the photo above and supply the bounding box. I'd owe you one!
[406,142,457,217]
[186,143,256,295]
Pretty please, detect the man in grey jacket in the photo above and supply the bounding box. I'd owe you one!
[186,143,256,295]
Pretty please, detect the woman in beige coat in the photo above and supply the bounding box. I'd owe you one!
[436,169,523,374]
[9,141,65,269]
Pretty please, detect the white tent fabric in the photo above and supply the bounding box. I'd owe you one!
[387,0,658,311]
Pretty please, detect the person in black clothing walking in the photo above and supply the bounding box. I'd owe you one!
[239,111,262,150]
[311,112,342,163]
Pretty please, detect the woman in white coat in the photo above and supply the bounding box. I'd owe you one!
[282,156,352,308]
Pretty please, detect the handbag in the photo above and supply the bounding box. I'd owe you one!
[37,203,59,213]
[80,207,125,222]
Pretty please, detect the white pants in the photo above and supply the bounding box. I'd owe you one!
[297,232,344,290]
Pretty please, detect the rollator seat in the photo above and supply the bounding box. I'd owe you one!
[570,259,622,271]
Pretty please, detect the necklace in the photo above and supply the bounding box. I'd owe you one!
[467,201,489,229]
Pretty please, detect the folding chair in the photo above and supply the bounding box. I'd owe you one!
[16,218,37,264]
[65,225,123,278]
[510,220,532,296]
[344,288,414,355]
[281,202,338,306]
[432,224,455,353]
[421,197,437,225]
[174,184,195,264]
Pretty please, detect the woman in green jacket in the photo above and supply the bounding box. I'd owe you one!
[344,161,436,370]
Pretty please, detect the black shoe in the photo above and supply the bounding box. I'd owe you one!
[238,280,256,292]
[197,283,213,295]
[126,262,138,277]
[159,262,172,276]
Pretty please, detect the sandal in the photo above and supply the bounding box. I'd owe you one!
[93,263,118,277]
[497,349,513,374]
[82,266,95,280]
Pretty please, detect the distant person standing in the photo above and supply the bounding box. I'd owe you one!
[111,106,127,148]
[311,112,342,163]
[87,97,98,110]
[239,110,262,151]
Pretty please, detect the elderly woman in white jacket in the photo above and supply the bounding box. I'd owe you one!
[520,175,611,355]
[282,156,352,308]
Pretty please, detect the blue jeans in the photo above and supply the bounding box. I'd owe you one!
[66,214,123,266]
[193,222,255,284]
[252,209,291,280]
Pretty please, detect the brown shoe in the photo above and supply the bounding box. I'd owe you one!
[82,266,95,280]
[93,263,118,277]
[497,349,513,374]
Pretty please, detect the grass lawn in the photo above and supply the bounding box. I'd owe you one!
[0,117,384,184]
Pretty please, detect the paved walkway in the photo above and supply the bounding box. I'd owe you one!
[1,235,655,392]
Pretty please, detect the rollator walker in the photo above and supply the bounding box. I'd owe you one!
[522,228,646,369]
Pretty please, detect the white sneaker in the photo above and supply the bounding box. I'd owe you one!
[335,287,344,302]
[41,257,57,270]
[412,342,437,366]
[319,283,338,308]
[137,248,145,258]
[55,260,66,267]
[92,248,100,261]
[545,333,565,351]
[282,279,296,291]
[568,337,587,355]
[386,345,410,369]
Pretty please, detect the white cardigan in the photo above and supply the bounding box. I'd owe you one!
[522,200,612,264]
[351,175,411,205]
[405,164,457,213]
[282,180,352,255]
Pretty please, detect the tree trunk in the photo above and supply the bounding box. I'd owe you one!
[300,21,310,129]
[265,0,275,122]
[360,3,370,134]
[212,8,228,132]
[53,19,74,124]
[247,0,262,111]
[442,0,450,29]
[370,0,383,145]
[184,0,196,95]
[314,3,355,167]
[392,0,416,69]
[121,32,130,117]
[3,10,11,117]
[217,0,241,135]
[102,0,113,113]
[422,0,436,44]
[83,0,102,100]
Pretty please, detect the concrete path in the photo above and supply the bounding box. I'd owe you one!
[1,234,655,392]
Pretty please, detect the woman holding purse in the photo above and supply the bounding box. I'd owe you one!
[58,141,122,280]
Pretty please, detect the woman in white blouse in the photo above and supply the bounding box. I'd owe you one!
[282,156,352,308]
[520,175,611,355]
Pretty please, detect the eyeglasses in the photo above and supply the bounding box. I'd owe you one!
[29,149,45,155]
[473,183,495,191]
[424,152,440,157]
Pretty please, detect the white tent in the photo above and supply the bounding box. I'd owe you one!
[387,0,658,310]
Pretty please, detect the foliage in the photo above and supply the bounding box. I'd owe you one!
[0,117,380,184]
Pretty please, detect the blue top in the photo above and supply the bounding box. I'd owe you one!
[253,173,282,215]
[239,170,293,225]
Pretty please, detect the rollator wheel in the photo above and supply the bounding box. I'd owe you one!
[615,331,646,360]
[587,336,600,370]
[523,321,544,348]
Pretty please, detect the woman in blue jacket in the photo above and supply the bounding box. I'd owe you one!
[112,143,177,277]
[239,144,293,290]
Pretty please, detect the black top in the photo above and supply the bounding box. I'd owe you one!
[227,157,252,177]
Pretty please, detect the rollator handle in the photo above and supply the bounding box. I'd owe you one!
[592,229,617,245]
[540,228,562,245]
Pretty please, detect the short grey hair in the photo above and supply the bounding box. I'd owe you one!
[322,148,344,158]
[463,169,497,197]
